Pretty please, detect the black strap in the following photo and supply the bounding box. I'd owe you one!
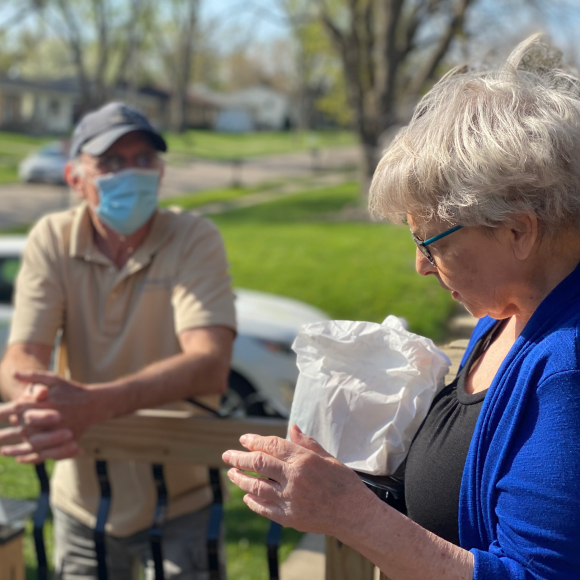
[150,464,168,580]
[266,522,283,580]
[207,468,223,580]
[94,460,112,580]
[33,463,50,580]
[186,398,224,418]
[355,471,406,514]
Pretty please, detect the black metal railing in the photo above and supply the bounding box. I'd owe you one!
[27,404,284,580]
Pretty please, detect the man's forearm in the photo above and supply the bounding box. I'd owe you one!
[0,344,51,401]
[92,349,230,422]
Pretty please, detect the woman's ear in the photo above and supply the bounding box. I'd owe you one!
[507,213,538,260]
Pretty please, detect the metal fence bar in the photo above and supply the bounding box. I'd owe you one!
[94,460,112,580]
[33,463,50,580]
[7,413,289,580]
[207,468,224,580]
[150,464,168,580]
[266,521,283,580]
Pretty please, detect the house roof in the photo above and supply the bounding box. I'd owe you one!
[0,75,79,95]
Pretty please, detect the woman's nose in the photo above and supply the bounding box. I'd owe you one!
[415,248,437,276]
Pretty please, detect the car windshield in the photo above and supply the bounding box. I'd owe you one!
[38,144,65,157]
[0,257,20,304]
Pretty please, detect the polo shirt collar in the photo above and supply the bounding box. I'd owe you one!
[70,202,176,272]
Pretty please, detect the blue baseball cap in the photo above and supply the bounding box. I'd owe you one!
[69,102,167,159]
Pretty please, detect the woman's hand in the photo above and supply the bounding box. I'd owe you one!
[222,424,380,538]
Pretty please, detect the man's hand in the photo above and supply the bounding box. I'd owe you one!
[0,371,104,463]
[0,326,234,464]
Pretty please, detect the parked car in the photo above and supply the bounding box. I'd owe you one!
[18,141,68,185]
[0,236,329,417]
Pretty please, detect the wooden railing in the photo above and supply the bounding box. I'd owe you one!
[2,342,467,580]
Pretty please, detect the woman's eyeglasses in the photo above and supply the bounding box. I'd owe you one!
[412,225,463,266]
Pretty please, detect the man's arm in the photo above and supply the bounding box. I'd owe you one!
[0,342,52,401]
[0,325,235,463]
[89,325,235,420]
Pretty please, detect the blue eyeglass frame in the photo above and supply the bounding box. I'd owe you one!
[412,225,463,266]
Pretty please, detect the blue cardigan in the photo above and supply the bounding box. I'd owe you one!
[458,262,580,579]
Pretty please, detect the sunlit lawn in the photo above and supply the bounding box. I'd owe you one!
[211,182,455,340]
[159,182,282,211]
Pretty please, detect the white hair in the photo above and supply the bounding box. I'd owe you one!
[369,35,580,233]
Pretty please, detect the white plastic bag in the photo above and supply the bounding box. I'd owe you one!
[289,315,451,475]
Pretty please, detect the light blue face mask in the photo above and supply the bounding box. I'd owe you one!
[93,168,160,236]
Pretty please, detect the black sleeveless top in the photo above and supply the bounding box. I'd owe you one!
[404,322,501,545]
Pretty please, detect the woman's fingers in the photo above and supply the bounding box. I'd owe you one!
[227,468,282,503]
[222,449,288,484]
[242,493,285,523]
[238,433,308,463]
[288,424,333,458]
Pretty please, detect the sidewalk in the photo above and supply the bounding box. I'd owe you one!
[0,145,361,230]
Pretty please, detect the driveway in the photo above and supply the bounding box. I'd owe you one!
[0,145,361,229]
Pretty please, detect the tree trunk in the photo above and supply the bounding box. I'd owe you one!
[173,0,198,133]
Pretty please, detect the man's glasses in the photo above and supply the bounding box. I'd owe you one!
[95,151,159,174]
[412,225,463,266]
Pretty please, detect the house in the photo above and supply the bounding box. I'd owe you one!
[0,76,77,134]
[0,77,176,134]
[194,84,296,132]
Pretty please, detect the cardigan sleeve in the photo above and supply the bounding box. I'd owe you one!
[470,370,580,579]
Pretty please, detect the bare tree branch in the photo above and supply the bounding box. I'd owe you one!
[406,0,473,95]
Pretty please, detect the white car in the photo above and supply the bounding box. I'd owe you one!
[18,141,68,185]
[0,236,329,417]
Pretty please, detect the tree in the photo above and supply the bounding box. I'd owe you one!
[309,0,474,187]
[285,2,350,129]
[21,0,156,113]
[164,0,200,133]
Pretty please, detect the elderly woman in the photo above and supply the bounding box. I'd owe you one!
[223,36,580,580]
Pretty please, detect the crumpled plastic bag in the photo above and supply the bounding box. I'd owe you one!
[289,315,451,475]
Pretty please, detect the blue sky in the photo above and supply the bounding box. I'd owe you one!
[199,0,290,47]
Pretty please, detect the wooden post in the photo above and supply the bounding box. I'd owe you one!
[0,531,24,580]
[325,536,374,580]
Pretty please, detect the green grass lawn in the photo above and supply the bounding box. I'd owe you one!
[164,129,355,160]
[159,183,282,211]
[0,165,19,184]
[0,131,53,186]
[212,182,455,340]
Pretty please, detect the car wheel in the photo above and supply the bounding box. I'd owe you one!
[221,371,281,417]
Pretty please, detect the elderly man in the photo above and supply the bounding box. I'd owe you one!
[0,102,236,579]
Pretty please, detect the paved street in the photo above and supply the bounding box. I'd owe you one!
[0,145,361,229]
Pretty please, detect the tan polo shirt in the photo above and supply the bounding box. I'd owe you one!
[8,203,236,537]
